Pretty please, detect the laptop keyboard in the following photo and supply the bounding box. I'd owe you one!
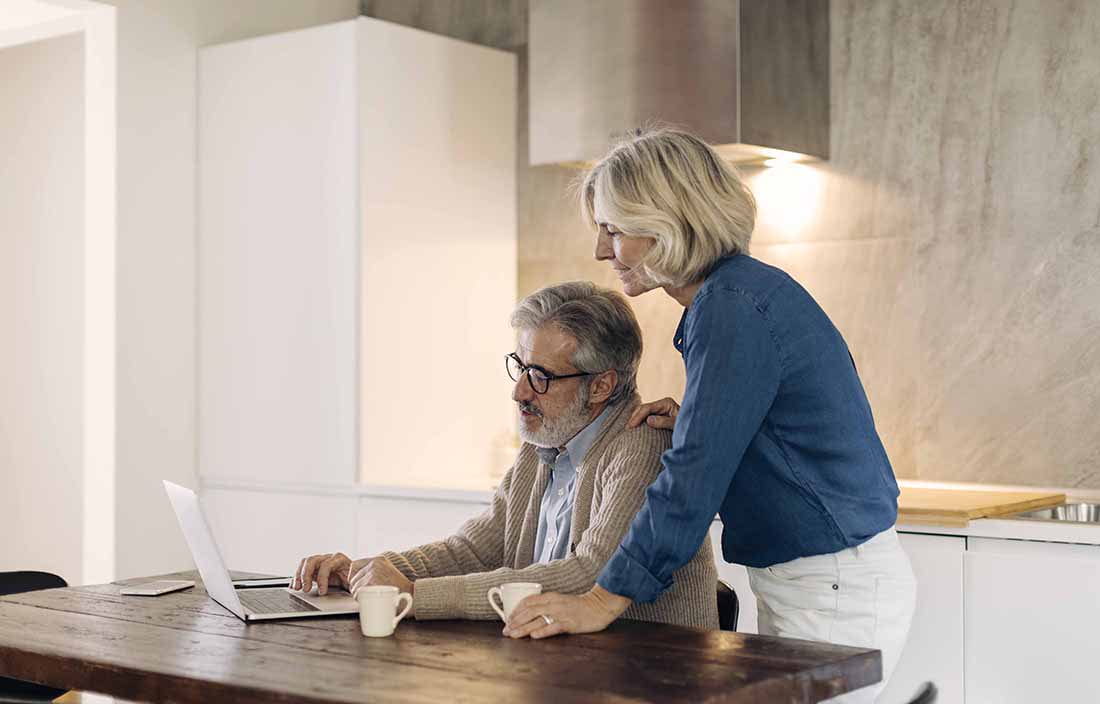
[238,588,320,615]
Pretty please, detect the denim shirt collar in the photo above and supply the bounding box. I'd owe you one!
[674,254,746,355]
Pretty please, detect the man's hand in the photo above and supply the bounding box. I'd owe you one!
[502,585,632,639]
[349,556,413,596]
[293,552,357,595]
[626,397,680,430]
[293,552,373,595]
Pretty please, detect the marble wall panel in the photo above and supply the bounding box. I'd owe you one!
[916,232,1100,487]
[360,0,525,49]
[751,238,921,479]
[367,0,1100,489]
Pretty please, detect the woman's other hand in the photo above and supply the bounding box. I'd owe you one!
[502,585,632,639]
[627,397,680,430]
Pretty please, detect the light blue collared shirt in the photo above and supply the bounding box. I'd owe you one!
[532,404,614,564]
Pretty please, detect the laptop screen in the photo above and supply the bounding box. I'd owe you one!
[163,480,246,618]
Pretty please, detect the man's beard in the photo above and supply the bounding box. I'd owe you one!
[518,386,592,449]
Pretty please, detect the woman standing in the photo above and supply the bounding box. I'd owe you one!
[504,128,917,702]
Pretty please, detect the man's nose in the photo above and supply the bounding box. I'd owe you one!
[511,373,533,402]
[594,230,613,261]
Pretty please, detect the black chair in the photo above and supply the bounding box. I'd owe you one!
[906,682,937,704]
[716,579,739,631]
[0,571,70,703]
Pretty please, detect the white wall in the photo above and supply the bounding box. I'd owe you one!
[101,0,358,580]
[0,0,116,586]
[0,31,86,582]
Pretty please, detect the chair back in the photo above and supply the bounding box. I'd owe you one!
[716,579,739,631]
[906,682,937,704]
[0,571,70,701]
[0,571,67,597]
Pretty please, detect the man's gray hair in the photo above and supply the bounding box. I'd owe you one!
[510,281,643,405]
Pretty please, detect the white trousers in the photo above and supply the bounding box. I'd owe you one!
[747,528,917,704]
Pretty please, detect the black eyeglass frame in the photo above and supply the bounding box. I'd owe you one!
[505,352,592,395]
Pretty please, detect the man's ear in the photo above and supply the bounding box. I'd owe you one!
[587,369,619,406]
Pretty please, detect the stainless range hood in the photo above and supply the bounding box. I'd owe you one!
[528,0,829,166]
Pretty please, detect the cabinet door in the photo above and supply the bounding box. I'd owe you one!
[964,537,1100,703]
[198,22,360,487]
[879,533,965,704]
[357,18,517,491]
[358,496,492,558]
[203,488,357,576]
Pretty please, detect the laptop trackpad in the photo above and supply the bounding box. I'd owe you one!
[288,587,358,612]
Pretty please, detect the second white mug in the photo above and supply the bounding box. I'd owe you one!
[487,582,542,621]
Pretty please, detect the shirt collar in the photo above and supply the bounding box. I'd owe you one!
[563,402,613,466]
[673,308,688,353]
[673,253,744,355]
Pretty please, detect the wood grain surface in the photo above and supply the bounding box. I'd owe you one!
[898,487,1065,526]
[0,571,880,703]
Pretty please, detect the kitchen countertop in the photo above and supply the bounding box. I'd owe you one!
[897,514,1100,545]
[895,479,1100,545]
[205,477,1100,546]
[356,478,1100,547]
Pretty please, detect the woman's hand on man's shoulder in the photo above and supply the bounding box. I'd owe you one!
[627,397,680,431]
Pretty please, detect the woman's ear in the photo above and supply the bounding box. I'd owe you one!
[587,369,619,406]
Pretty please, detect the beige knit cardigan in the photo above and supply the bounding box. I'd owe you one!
[383,394,719,629]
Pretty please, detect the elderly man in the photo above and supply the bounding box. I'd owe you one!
[293,281,717,628]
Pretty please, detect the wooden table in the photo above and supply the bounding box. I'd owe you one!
[0,572,880,703]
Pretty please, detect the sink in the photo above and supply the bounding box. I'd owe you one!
[1007,502,1100,523]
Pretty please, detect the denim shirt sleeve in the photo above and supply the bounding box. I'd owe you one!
[597,288,782,602]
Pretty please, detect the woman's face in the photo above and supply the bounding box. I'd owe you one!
[594,223,659,297]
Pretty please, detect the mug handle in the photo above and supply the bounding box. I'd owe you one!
[487,586,506,620]
[392,592,413,628]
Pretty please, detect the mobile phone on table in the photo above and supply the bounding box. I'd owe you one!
[120,580,195,596]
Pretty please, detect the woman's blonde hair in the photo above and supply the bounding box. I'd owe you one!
[580,126,757,287]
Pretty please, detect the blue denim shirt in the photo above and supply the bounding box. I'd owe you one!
[598,254,900,603]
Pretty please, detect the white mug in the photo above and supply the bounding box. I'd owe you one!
[356,585,413,637]
[487,582,542,621]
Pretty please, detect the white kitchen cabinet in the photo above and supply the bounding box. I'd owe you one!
[709,527,967,701]
[198,22,360,488]
[880,533,965,704]
[357,494,490,557]
[964,537,1100,703]
[195,486,491,580]
[197,18,516,490]
[202,487,358,577]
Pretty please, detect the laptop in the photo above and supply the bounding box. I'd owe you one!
[163,481,358,622]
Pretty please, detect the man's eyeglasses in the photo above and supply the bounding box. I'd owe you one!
[505,353,591,395]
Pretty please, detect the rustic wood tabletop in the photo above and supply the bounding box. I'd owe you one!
[0,571,880,703]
